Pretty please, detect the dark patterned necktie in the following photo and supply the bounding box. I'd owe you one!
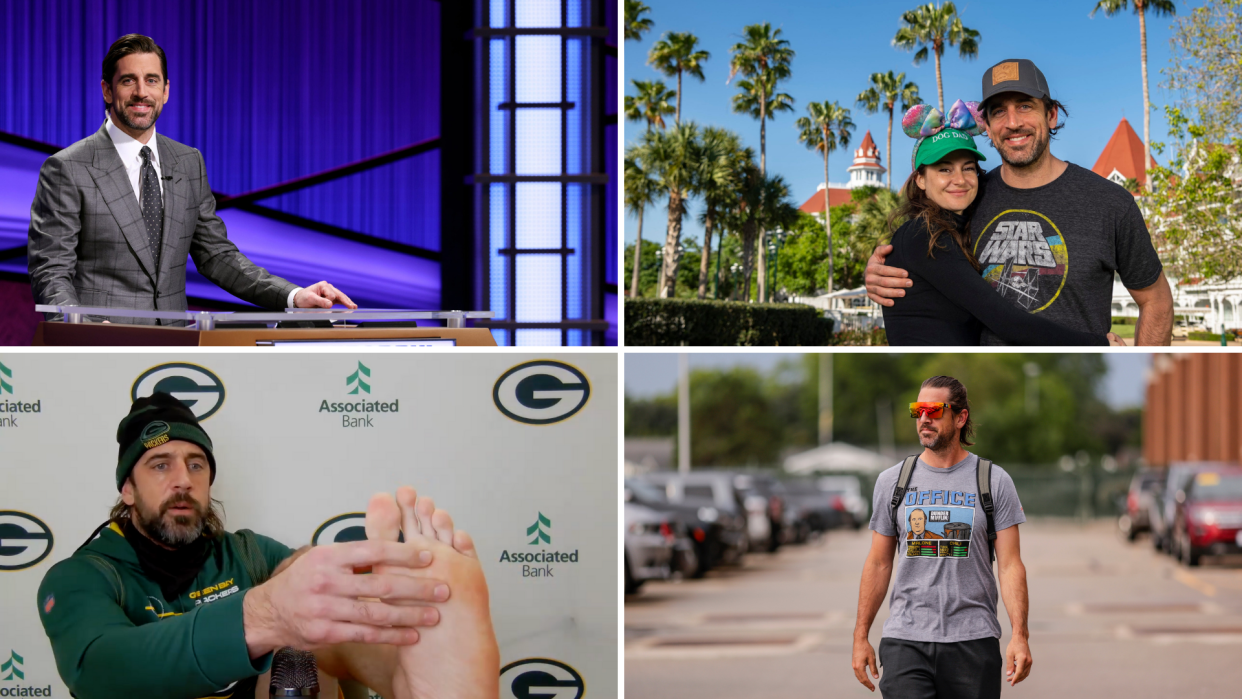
[139,145,164,271]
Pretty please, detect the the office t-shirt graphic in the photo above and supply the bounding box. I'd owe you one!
[904,490,977,559]
[974,209,1069,313]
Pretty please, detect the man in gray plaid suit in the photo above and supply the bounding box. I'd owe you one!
[28,34,356,325]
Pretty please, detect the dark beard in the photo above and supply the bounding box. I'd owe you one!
[110,99,162,134]
[919,428,953,453]
[134,492,205,547]
[996,128,1049,168]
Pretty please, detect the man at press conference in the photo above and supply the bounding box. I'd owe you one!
[27,34,356,324]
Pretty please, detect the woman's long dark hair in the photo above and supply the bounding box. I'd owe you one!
[887,159,986,272]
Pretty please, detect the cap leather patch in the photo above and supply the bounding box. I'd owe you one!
[992,62,1019,85]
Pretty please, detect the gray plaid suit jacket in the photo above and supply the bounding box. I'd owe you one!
[27,120,298,324]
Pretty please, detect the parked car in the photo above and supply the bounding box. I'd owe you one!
[642,471,750,563]
[1170,469,1242,566]
[1119,469,1164,541]
[624,502,674,594]
[1151,462,1238,553]
[782,477,842,534]
[817,475,869,530]
[731,472,788,551]
[626,478,722,577]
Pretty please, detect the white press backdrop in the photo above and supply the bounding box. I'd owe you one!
[0,352,616,698]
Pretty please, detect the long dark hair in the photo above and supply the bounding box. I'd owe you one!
[921,375,975,446]
[888,160,985,272]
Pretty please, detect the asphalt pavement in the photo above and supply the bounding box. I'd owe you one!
[625,519,1242,698]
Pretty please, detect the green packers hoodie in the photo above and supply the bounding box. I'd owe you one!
[37,522,293,699]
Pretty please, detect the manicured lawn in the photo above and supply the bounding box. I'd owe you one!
[1110,323,1135,338]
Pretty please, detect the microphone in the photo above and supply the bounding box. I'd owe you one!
[270,647,320,697]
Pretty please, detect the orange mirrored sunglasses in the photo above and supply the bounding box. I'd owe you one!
[909,402,949,419]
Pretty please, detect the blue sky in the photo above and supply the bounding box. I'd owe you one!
[624,0,1183,247]
[625,353,1151,409]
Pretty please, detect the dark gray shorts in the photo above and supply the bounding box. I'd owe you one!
[878,636,1002,699]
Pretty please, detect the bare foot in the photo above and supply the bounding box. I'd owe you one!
[366,488,500,699]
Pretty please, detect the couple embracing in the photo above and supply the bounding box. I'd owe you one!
[869,58,1173,347]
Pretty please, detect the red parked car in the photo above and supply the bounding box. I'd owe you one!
[1171,469,1242,566]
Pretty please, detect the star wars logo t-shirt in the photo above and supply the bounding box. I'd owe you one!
[970,163,1163,345]
[869,454,1025,642]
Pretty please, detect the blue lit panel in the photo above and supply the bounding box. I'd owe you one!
[516,184,560,247]
[515,1,561,27]
[489,183,508,319]
[516,255,562,322]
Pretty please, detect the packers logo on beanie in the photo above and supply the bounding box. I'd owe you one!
[116,392,216,491]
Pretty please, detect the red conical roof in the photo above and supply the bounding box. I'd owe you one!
[1092,118,1152,188]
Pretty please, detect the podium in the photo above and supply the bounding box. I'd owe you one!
[32,306,497,346]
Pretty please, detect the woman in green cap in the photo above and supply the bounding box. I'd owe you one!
[880,100,1119,346]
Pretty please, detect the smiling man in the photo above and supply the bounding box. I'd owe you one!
[864,58,1174,346]
[852,376,1031,697]
[28,34,356,325]
[36,392,500,699]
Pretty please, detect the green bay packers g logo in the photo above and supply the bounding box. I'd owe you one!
[500,658,585,699]
[0,511,54,571]
[140,421,171,449]
[493,361,590,425]
[132,363,226,420]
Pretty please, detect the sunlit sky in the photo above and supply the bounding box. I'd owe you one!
[624,0,1183,247]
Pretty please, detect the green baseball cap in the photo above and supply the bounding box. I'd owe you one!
[913,128,987,171]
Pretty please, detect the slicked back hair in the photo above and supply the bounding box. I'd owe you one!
[920,375,974,446]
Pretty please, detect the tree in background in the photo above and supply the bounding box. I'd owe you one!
[695,128,746,299]
[729,23,796,302]
[892,2,979,113]
[1162,0,1242,144]
[624,79,677,132]
[796,101,854,295]
[624,238,703,299]
[625,152,662,298]
[1090,0,1177,177]
[855,186,905,245]
[856,71,922,187]
[625,0,654,42]
[637,122,702,298]
[775,208,859,296]
[648,32,710,125]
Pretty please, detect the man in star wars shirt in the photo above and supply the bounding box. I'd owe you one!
[863,58,1175,346]
[851,376,1032,698]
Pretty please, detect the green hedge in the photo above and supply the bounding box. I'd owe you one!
[1188,331,1236,342]
[1111,316,1137,326]
[625,298,834,346]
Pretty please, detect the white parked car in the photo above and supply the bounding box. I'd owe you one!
[625,502,673,594]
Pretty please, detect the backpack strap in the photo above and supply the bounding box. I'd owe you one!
[977,459,996,563]
[890,455,920,538]
[231,529,272,586]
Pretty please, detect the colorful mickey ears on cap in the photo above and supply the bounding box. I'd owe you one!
[902,99,987,139]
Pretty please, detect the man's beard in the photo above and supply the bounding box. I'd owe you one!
[994,127,1049,168]
[110,97,163,133]
[133,491,207,547]
[919,426,953,453]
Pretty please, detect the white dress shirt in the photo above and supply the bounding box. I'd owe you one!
[104,114,301,308]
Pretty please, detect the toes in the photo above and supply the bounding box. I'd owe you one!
[453,530,478,559]
[431,509,455,546]
[416,496,437,539]
[396,486,424,540]
[365,492,401,543]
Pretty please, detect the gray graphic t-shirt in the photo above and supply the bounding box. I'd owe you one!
[970,164,1163,345]
[868,453,1025,642]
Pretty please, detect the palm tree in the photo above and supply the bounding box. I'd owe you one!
[1090,0,1176,177]
[856,71,922,187]
[640,122,702,298]
[729,23,795,301]
[892,2,979,113]
[796,101,855,296]
[625,150,662,298]
[625,79,677,132]
[695,128,744,299]
[648,32,710,125]
[625,0,654,42]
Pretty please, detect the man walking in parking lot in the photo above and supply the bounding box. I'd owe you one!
[851,375,1032,697]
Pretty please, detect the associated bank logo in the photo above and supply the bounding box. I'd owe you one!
[527,513,551,545]
[500,659,584,699]
[0,512,54,571]
[347,362,371,394]
[320,361,398,428]
[312,513,404,545]
[132,363,226,420]
[0,361,42,429]
[1,651,22,680]
[0,362,11,394]
[493,361,590,425]
[500,512,575,579]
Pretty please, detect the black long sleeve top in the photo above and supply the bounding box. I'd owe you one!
[881,213,1109,346]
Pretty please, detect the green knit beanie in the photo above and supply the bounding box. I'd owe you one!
[116,392,216,491]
